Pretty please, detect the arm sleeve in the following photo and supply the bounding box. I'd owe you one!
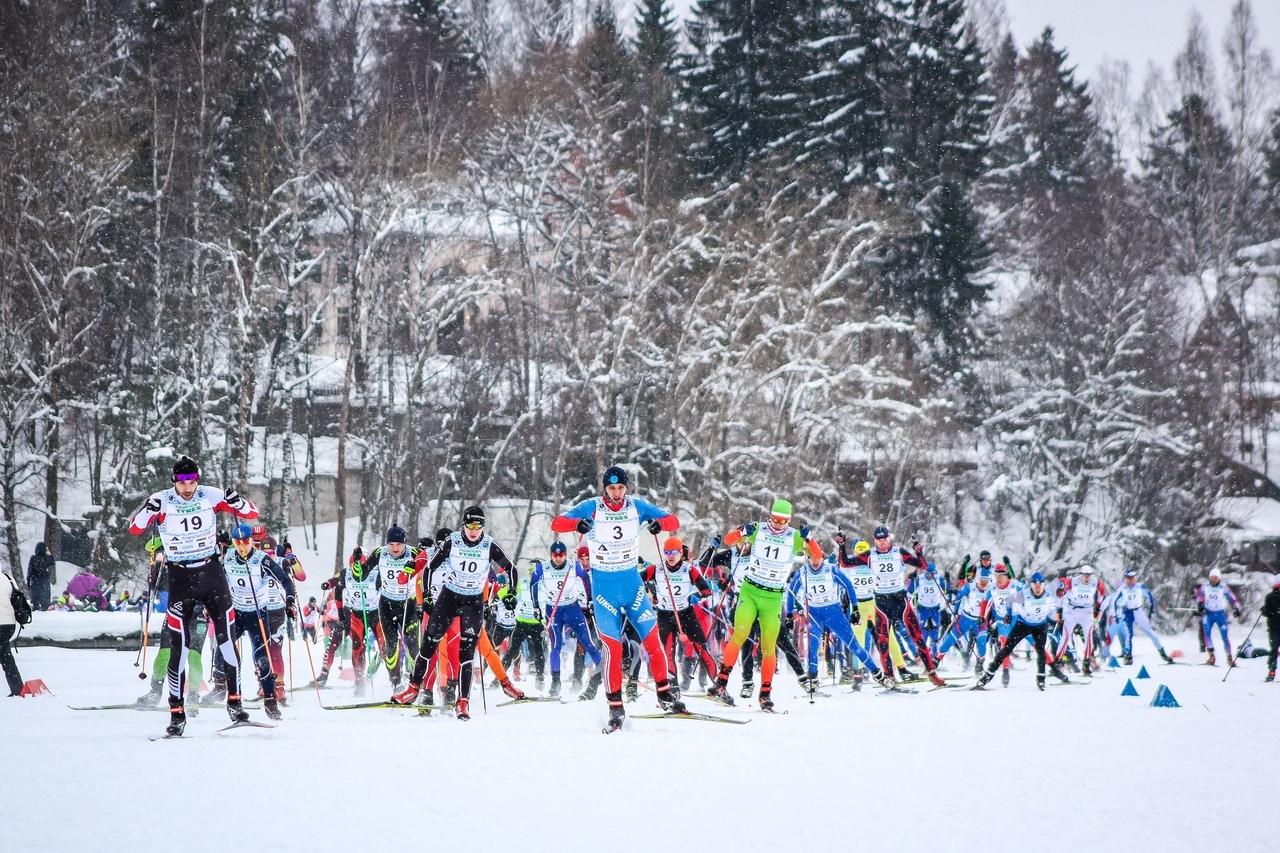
[632,498,679,530]
[578,566,592,602]
[212,487,259,520]
[1194,585,1205,605]
[530,565,543,606]
[834,570,856,600]
[551,500,596,533]
[262,556,296,598]
[425,539,453,590]
[489,543,515,575]
[690,567,713,597]
[128,492,163,535]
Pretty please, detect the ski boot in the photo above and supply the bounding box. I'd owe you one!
[444,679,458,707]
[1050,663,1070,684]
[202,685,228,706]
[1122,653,1133,665]
[390,682,421,705]
[226,696,250,724]
[1001,667,1011,688]
[1159,648,1174,664]
[871,671,895,689]
[897,666,920,683]
[1227,655,1237,668]
[603,694,626,733]
[1206,650,1216,666]
[851,672,864,692]
[136,681,163,708]
[1067,657,1080,674]
[739,680,755,699]
[275,683,288,706]
[570,675,583,691]
[973,666,996,689]
[656,682,688,715]
[499,677,524,700]
[1082,658,1093,677]
[839,669,855,686]
[165,707,186,737]
[1036,676,1046,692]
[310,668,329,688]
[624,677,638,703]
[927,669,947,688]
[797,673,816,692]
[534,673,545,691]
[579,671,603,701]
[455,698,471,721]
[758,687,775,713]
[549,673,562,699]
[1266,669,1275,683]
[263,695,282,721]
[680,658,695,693]
[705,682,736,706]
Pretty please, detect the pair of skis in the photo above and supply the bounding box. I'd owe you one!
[150,720,275,741]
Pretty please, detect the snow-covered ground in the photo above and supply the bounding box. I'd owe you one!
[1,631,1273,853]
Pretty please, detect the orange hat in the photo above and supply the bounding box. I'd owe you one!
[662,536,684,552]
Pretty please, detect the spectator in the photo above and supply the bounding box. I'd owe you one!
[0,571,25,696]
[64,567,109,611]
[26,542,56,611]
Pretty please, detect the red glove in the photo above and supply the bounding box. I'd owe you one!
[397,571,410,585]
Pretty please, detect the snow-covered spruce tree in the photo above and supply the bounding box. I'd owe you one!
[630,0,685,207]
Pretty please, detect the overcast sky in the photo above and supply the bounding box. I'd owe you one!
[1004,0,1280,85]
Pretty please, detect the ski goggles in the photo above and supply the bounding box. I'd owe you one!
[174,473,199,482]
[662,547,682,556]
[463,522,484,531]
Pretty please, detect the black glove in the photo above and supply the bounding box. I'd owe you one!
[1196,602,1205,616]
[849,609,861,626]
[144,496,161,513]
[320,579,332,591]
[1002,554,1013,571]
[1233,608,1241,619]
[833,531,846,546]
[502,594,517,611]
[224,489,245,508]
[576,518,593,535]
[912,540,924,555]
[286,596,297,619]
[646,519,663,535]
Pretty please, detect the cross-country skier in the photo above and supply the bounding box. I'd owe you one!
[642,537,720,697]
[1055,565,1106,675]
[973,572,1070,690]
[532,541,602,699]
[499,569,546,688]
[222,524,294,719]
[935,566,993,675]
[910,563,947,658]
[788,545,889,691]
[840,525,946,688]
[549,466,687,731]
[705,498,820,710]
[1196,568,1241,666]
[835,537,912,680]
[136,536,208,707]
[362,525,420,687]
[128,455,259,736]
[391,506,516,719]
[1119,569,1174,664]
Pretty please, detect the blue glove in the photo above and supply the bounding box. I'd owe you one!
[741,523,756,537]
[799,525,810,540]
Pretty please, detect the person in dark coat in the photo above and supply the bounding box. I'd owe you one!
[1263,575,1280,682]
[26,542,55,611]
[0,571,25,695]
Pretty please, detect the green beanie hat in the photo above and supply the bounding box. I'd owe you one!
[770,498,793,518]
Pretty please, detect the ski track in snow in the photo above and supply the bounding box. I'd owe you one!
[1,637,1272,853]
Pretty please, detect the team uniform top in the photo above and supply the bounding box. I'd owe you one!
[1120,583,1156,613]
[842,545,926,595]
[724,523,817,591]
[954,582,990,619]
[423,532,516,597]
[512,576,542,624]
[642,561,713,611]
[531,559,592,612]
[222,548,294,611]
[129,485,258,563]
[338,557,382,611]
[986,580,1020,621]
[786,560,855,610]
[363,545,419,602]
[1195,582,1239,613]
[837,559,877,602]
[1011,587,1057,626]
[911,573,947,609]
[1062,575,1106,611]
[552,496,678,573]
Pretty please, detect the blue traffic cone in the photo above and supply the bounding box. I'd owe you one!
[1121,678,1139,697]
[1150,685,1180,708]
[1136,665,1150,679]
[1108,655,1120,668]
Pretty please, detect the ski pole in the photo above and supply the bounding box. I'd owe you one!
[801,563,814,703]
[1223,611,1263,683]
[296,609,325,704]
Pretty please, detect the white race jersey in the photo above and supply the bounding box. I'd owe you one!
[1014,589,1056,625]
[514,577,541,622]
[374,546,416,602]
[745,525,798,589]
[586,498,642,572]
[958,582,989,618]
[987,581,1018,618]
[1065,576,1100,610]
[262,566,286,611]
[1199,582,1233,612]
[132,485,256,563]
[868,548,907,595]
[840,561,876,602]
[443,532,495,595]
[654,563,696,611]
[913,576,946,608]
[222,550,271,611]
[799,564,841,608]
[343,563,380,610]
[541,560,585,608]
